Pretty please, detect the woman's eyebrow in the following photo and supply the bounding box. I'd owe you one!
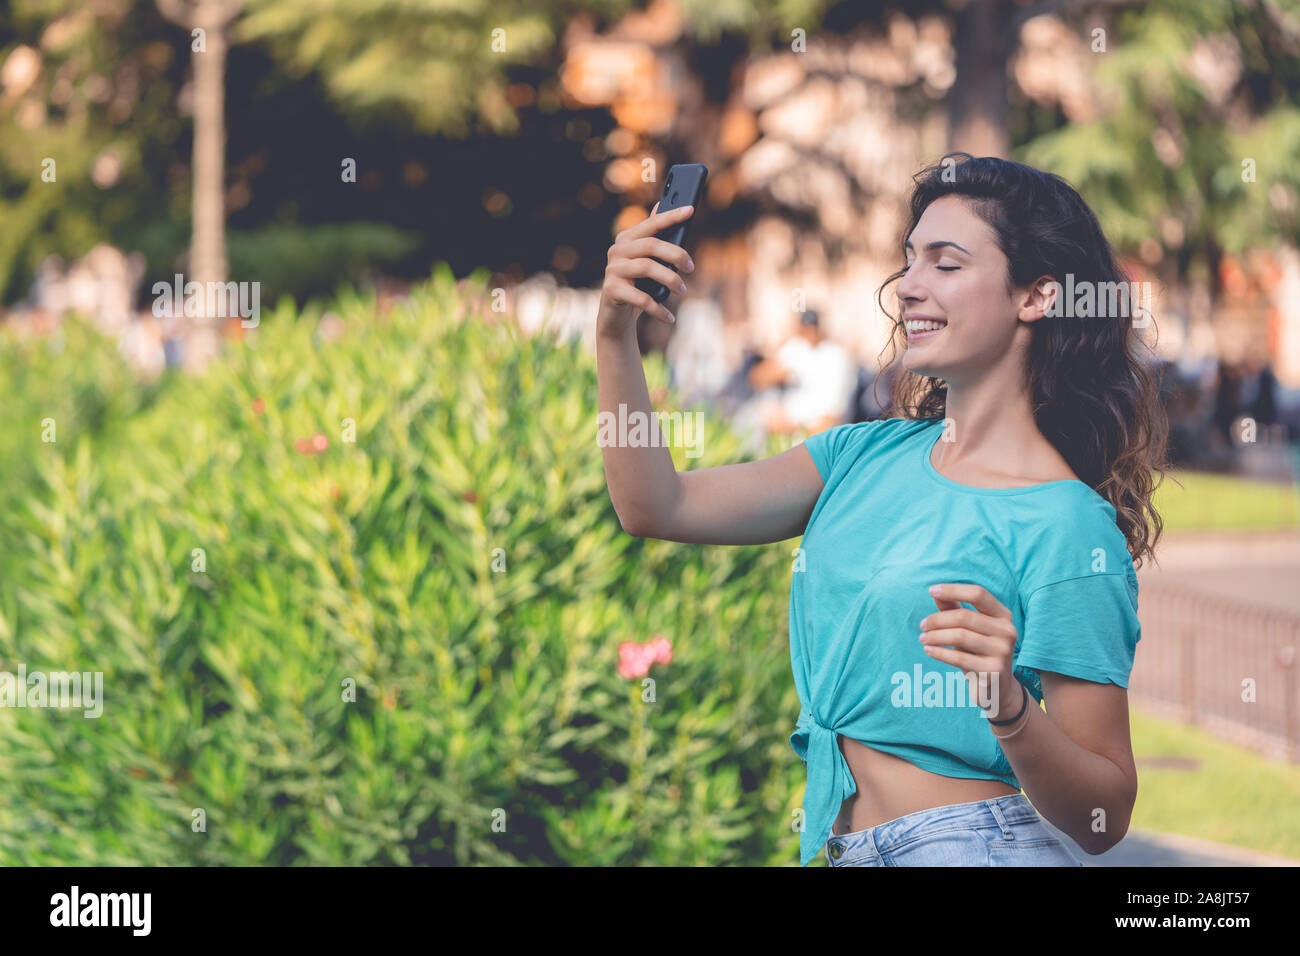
[903,239,973,255]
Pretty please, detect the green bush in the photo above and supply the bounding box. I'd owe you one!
[0,316,164,584]
[0,264,808,865]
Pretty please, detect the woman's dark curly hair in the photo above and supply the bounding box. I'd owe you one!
[874,153,1170,568]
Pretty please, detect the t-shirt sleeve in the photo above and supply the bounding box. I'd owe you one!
[1015,565,1141,688]
[800,420,875,483]
[799,417,907,483]
[800,424,843,483]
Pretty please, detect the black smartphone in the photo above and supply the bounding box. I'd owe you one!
[634,163,707,304]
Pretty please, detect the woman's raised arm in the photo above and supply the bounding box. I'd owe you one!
[595,203,825,545]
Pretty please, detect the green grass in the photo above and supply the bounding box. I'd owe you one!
[1129,705,1300,858]
[1154,469,1300,532]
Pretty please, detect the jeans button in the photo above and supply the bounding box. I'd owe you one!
[829,841,844,859]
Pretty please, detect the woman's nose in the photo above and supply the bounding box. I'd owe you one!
[896,264,925,304]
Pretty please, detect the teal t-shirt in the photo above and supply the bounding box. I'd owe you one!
[789,416,1142,866]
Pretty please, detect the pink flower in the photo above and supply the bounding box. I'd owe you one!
[648,634,672,664]
[294,433,330,455]
[617,636,673,679]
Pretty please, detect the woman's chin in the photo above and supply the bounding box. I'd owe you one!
[903,355,940,378]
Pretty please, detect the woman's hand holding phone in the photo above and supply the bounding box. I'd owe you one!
[597,201,696,335]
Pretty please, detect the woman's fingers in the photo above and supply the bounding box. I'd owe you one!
[929,583,1012,620]
[606,278,676,324]
[620,237,694,273]
[920,607,1012,638]
[607,257,686,294]
[602,200,693,324]
[628,285,676,324]
[919,644,988,674]
[919,627,1004,656]
[619,203,695,242]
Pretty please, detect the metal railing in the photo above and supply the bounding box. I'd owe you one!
[1129,580,1300,763]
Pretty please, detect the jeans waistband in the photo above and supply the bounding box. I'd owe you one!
[828,793,1041,848]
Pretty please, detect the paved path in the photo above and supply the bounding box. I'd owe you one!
[1038,820,1300,866]
[1135,528,1300,615]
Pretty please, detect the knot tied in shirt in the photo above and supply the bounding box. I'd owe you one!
[792,712,859,867]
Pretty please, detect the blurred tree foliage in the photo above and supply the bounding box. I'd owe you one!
[0,1,187,302]
[2,0,1297,308]
[0,0,839,307]
[237,0,835,135]
[0,1,418,304]
[1020,0,1300,288]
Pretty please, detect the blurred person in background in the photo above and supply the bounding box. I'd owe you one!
[1240,355,1279,429]
[849,361,904,423]
[715,345,764,418]
[1212,357,1243,448]
[745,309,856,436]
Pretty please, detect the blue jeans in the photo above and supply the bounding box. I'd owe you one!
[824,793,1085,866]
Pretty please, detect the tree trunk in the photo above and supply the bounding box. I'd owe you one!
[187,1,231,371]
[948,0,1013,158]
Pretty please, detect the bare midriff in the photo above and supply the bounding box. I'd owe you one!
[832,734,1021,835]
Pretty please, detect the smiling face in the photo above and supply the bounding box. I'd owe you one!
[896,195,1043,383]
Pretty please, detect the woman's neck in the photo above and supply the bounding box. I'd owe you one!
[933,378,1075,484]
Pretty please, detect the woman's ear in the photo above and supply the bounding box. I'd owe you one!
[1017,275,1059,324]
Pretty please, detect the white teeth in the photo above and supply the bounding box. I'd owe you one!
[906,320,946,333]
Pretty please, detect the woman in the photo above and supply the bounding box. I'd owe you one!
[595,153,1168,867]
